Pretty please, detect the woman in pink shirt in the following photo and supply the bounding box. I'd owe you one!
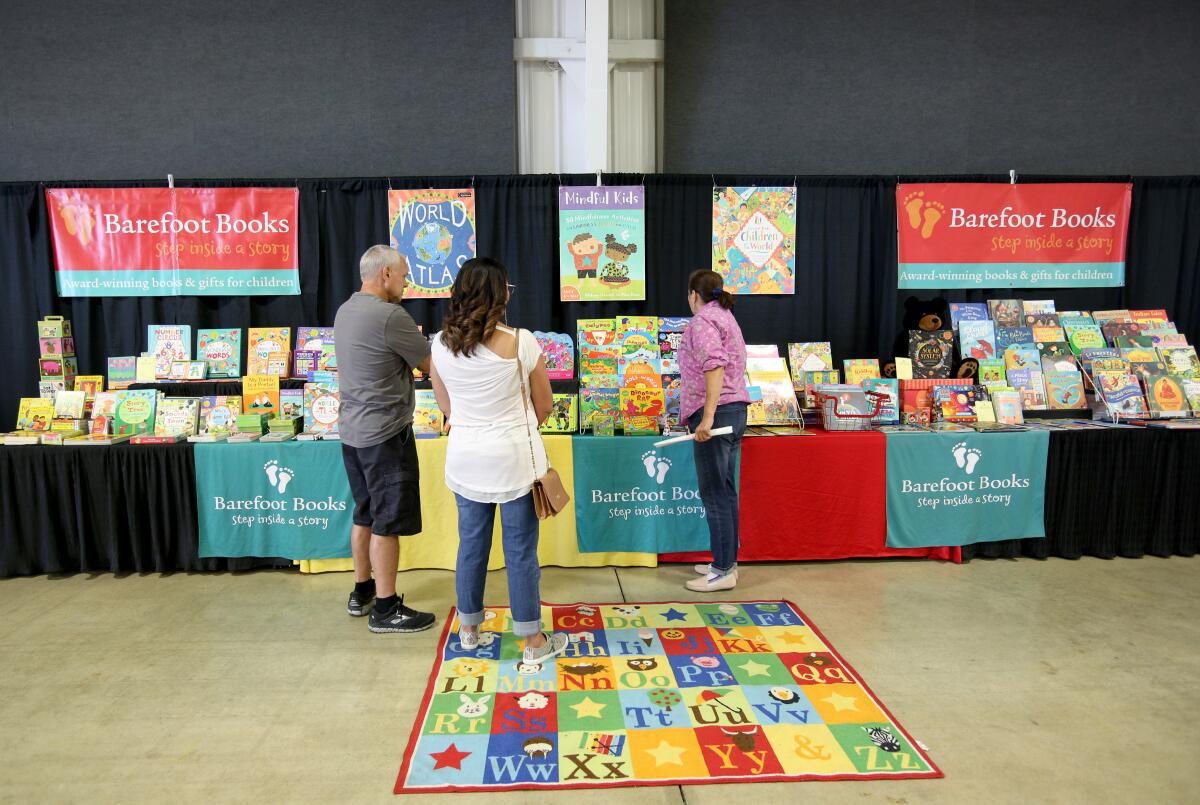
[678,269,751,592]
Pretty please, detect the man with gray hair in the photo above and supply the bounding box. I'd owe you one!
[334,245,436,633]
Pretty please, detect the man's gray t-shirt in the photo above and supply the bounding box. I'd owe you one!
[334,292,431,448]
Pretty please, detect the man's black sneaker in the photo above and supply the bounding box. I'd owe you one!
[368,597,437,633]
[347,587,376,617]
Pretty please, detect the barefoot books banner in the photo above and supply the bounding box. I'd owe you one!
[572,436,709,553]
[388,188,477,298]
[896,183,1131,289]
[46,187,299,296]
[712,186,797,295]
[884,430,1049,548]
[195,440,352,559]
[559,186,646,302]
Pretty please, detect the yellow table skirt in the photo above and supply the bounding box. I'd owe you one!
[297,435,656,573]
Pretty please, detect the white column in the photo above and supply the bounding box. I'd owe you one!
[583,0,610,173]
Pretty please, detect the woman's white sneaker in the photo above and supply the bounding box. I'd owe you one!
[685,571,738,592]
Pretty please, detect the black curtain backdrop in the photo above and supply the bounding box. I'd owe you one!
[3,174,1200,431]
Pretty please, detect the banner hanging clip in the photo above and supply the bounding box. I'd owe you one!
[1010,170,1017,185]
[595,170,602,187]
[167,174,174,189]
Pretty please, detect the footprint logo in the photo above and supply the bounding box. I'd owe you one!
[263,459,295,493]
[59,203,95,246]
[264,460,280,487]
[902,190,925,229]
[920,200,944,239]
[951,442,982,475]
[276,467,294,493]
[654,456,671,483]
[640,450,658,479]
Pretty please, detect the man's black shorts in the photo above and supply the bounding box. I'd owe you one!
[341,426,422,536]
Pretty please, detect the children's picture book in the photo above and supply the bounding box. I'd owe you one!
[712,185,796,295]
[264,351,291,377]
[295,326,335,352]
[292,350,321,379]
[909,330,954,378]
[1019,371,1048,409]
[1045,371,1087,409]
[1143,374,1189,417]
[113,389,159,436]
[74,375,104,398]
[540,394,579,433]
[1127,360,1168,386]
[1101,321,1143,344]
[412,390,444,437]
[147,324,192,379]
[745,386,767,426]
[199,396,242,438]
[1117,344,1160,365]
[533,332,575,380]
[958,320,997,362]
[1024,312,1061,329]
[185,361,207,380]
[802,369,841,407]
[1078,347,1121,377]
[91,391,122,420]
[1031,325,1066,343]
[107,357,137,390]
[196,328,242,378]
[1004,343,1041,372]
[1129,309,1170,325]
[580,387,619,431]
[576,317,618,338]
[1038,342,1078,374]
[242,375,280,417]
[579,349,619,384]
[169,360,189,381]
[862,377,900,425]
[317,344,337,373]
[995,327,1035,352]
[279,388,304,420]
[787,342,834,374]
[843,358,882,385]
[303,382,341,434]
[992,390,1024,424]
[1091,309,1131,324]
[933,385,979,422]
[155,398,200,437]
[1144,331,1187,349]
[812,383,871,416]
[988,299,1024,327]
[1158,346,1200,378]
[1182,379,1200,414]
[1095,371,1148,417]
[978,358,1007,385]
[1022,300,1057,316]
[135,356,156,384]
[616,315,658,335]
[948,302,989,330]
[16,397,55,431]
[748,369,801,424]
[247,327,292,375]
[53,390,87,419]
[620,385,666,419]
[1067,326,1108,354]
[657,321,688,364]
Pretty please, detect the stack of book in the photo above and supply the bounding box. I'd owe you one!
[38,316,79,398]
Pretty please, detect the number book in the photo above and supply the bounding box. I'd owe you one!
[995,327,1035,352]
[540,394,579,434]
[1095,371,1148,417]
[988,299,1024,327]
[1004,344,1041,372]
[958,320,997,362]
[1045,371,1087,409]
[909,330,954,378]
[53,390,87,419]
[303,382,341,434]
[112,389,158,436]
[1038,342,1078,374]
[279,388,304,420]
[195,328,242,378]
[199,396,242,437]
[247,327,291,375]
[802,369,841,407]
[978,358,1007,385]
[1068,326,1108,354]
[843,358,882,385]
[74,375,104,398]
[413,390,443,437]
[292,350,321,379]
[580,387,619,431]
[147,325,192,379]
[862,377,900,425]
[295,326,335,352]
[106,357,136,390]
[533,332,575,380]
[1130,309,1169,325]
[948,302,989,330]
[155,398,200,437]
[1158,346,1200,378]
[242,374,280,417]
[1143,374,1190,418]
[992,390,1024,424]
[16,398,55,431]
[1031,325,1066,343]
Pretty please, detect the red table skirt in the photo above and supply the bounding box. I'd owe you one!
[661,430,959,564]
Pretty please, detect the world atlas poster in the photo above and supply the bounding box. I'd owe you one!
[712,186,797,295]
[388,189,477,298]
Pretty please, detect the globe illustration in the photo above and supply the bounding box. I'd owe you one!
[411,222,453,265]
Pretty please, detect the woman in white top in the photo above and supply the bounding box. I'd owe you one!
[430,257,569,664]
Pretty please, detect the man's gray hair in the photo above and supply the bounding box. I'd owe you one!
[360,245,403,281]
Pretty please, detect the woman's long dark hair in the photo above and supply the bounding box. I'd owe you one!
[688,269,734,309]
[442,257,509,357]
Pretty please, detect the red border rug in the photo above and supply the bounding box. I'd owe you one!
[395,599,941,793]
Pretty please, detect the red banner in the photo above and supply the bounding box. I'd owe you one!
[46,187,299,296]
[896,183,1131,288]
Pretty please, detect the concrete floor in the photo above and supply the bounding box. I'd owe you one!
[1,556,1197,804]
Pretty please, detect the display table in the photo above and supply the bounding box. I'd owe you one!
[129,379,307,397]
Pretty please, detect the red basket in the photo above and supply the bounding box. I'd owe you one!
[814,390,888,431]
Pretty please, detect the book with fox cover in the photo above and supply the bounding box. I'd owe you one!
[1045,371,1087,409]
[909,330,954,378]
[196,328,242,378]
[540,394,579,433]
[243,375,280,417]
[958,320,997,362]
[247,327,291,375]
[1143,374,1189,418]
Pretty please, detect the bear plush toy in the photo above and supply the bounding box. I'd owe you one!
[882,296,977,379]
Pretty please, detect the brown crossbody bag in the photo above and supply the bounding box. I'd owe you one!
[514,329,571,518]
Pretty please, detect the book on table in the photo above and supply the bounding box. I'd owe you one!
[147,324,192,379]
[112,390,158,436]
[303,382,340,435]
[1142,374,1190,418]
[958,320,997,362]
[987,299,1024,327]
[948,302,988,330]
[154,398,200,438]
[247,327,292,375]
[413,390,444,437]
[540,393,579,434]
[196,328,242,378]
[1094,371,1148,418]
[242,374,280,418]
[908,330,954,378]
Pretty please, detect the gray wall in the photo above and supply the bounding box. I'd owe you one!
[665,0,1200,175]
[0,1,515,180]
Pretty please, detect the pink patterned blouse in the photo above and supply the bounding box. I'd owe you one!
[679,302,751,421]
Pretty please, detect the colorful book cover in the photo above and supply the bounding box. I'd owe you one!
[619,327,659,363]
[622,413,660,436]
[662,375,682,424]
[843,358,882,385]
[580,387,619,431]
[1101,321,1143,344]
[1022,300,1057,316]
[1018,371,1047,409]
[993,390,1024,424]
[147,324,192,379]
[169,360,189,381]
[909,330,954,379]
[995,327,1035,352]
[616,316,657,335]
[1068,326,1108,354]
[579,351,619,384]
[745,357,790,377]
[1144,331,1187,349]
[988,299,1024,327]
[303,382,341,434]
[1024,313,1061,329]
[295,326,335,352]
[1118,344,1160,365]
[278,388,304,420]
[978,358,1007,385]
[1129,309,1169,325]
[106,357,136,390]
[74,375,104,399]
[1091,358,1131,373]
[1091,309,1131,324]
[16,397,55,431]
[1078,347,1120,378]
[933,385,979,422]
[247,327,291,375]
[1183,379,1200,413]
[657,316,689,333]
[559,187,645,302]
[1128,360,1168,385]
[540,394,579,434]
[620,386,666,419]
[1095,371,1148,417]
[812,383,871,417]
[749,370,801,424]
[91,391,121,420]
[712,185,796,295]
[199,396,242,437]
[1004,344,1041,372]
[264,351,291,377]
[658,329,685,363]
[242,375,280,417]
[318,344,337,372]
[1143,374,1190,417]
[533,332,575,380]
[292,350,321,379]
[948,302,989,330]
[155,398,200,437]
[1031,325,1066,343]
[802,369,840,408]
[745,386,767,426]
[862,377,900,425]
[1045,371,1087,409]
[53,390,86,419]
[135,356,156,384]
[388,189,476,299]
[1158,346,1200,378]
[413,390,444,436]
[958,320,997,362]
[113,389,158,436]
[787,342,834,387]
[196,328,242,378]
[576,318,618,335]
[1038,342,1078,374]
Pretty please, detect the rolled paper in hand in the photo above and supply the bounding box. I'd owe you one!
[653,426,733,447]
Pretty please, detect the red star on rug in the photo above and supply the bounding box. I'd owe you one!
[430,742,471,770]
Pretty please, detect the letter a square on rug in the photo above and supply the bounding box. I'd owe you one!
[394,600,941,793]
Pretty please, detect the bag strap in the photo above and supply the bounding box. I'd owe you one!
[512,328,541,479]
